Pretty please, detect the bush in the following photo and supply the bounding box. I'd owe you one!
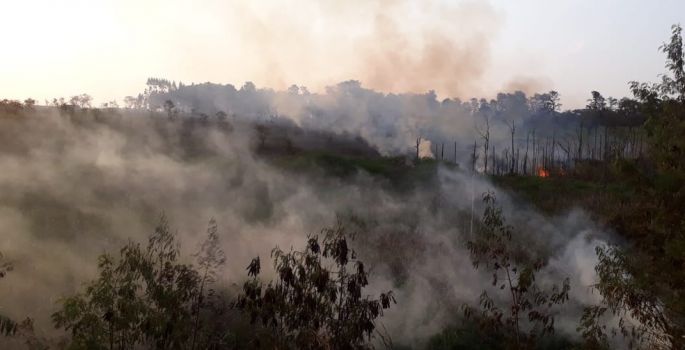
[234,223,395,350]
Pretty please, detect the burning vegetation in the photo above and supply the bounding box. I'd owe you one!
[537,167,550,178]
[1,17,685,350]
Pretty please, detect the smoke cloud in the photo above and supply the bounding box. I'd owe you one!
[0,107,609,346]
[223,0,501,98]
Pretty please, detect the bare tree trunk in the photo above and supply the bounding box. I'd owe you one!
[532,129,537,172]
[504,149,509,175]
[416,137,421,161]
[604,125,609,160]
[477,116,491,173]
[577,122,584,161]
[492,145,496,176]
[472,140,477,172]
[524,132,530,176]
[509,121,516,174]
[593,127,598,160]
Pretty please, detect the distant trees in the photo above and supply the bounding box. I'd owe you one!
[146,78,178,94]
[241,82,256,93]
[530,91,561,115]
[587,91,607,111]
[22,98,35,109]
[123,95,145,109]
[0,99,24,115]
[163,100,176,119]
[234,223,395,349]
[475,108,491,173]
[70,94,92,109]
[216,110,228,121]
[101,100,119,109]
[255,124,269,149]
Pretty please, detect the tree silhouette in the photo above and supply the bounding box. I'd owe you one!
[52,216,229,349]
[234,223,395,350]
[0,252,17,336]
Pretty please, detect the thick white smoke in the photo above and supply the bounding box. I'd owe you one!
[0,108,608,347]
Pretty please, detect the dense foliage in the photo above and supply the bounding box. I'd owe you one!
[573,24,685,350]
[51,217,231,350]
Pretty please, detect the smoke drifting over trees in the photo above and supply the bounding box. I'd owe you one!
[137,78,646,177]
[0,104,612,348]
[2,11,685,350]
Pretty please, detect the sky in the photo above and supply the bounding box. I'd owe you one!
[0,0,683,109]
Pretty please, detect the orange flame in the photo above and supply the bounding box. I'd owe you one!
[537,167,549,178]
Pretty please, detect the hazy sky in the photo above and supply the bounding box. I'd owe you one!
[1,0,683,108]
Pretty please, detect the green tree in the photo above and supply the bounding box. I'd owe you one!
[463,193,570,350]
[52,216,228,350]
[234,223,395,350]
[582,24,685,350]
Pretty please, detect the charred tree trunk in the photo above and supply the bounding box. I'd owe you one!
[416,137,421,161]
[524,132,530,176]
[509,121,516,175]
[577,122,584,161]
[471,140,477,172]
[604,125,609,160]
[592,126,599,160]
[492,145,496,176]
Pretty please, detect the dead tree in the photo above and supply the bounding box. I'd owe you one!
[491,144,496,175]
[532,129,537,172]
[476,116,491,174]
[558,140,570,167]
[523,131,530,175]
[415,137,421,161]
[577,121,584,161]
[508,120,516,174]
[471,140,478,172]
[551,131,556,170]
[603,125,609,160]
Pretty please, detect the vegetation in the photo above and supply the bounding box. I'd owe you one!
[234,224,395,349]
[463,193,570,349]
[3,18,685,350]
[9,217,393,350]
[51,216,232,349]
[0,252,18,337]
[572,24,685,350]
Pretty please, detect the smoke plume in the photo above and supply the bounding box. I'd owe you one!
[0,107,609,347]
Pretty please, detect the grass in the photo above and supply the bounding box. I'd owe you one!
[266,151,457,191]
